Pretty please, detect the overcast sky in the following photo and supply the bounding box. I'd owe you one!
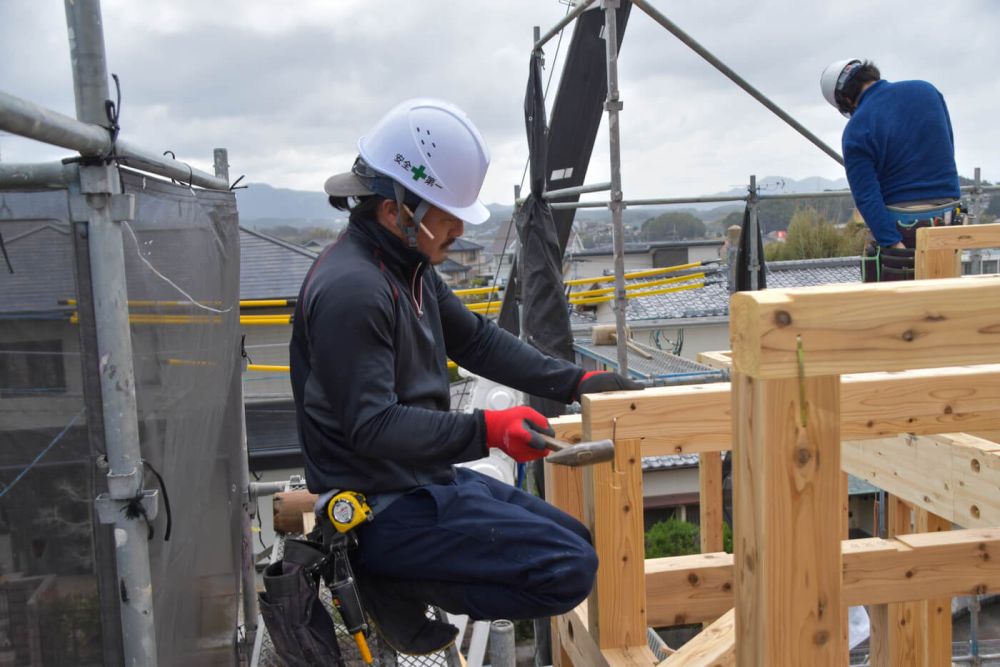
[1,1,997,206]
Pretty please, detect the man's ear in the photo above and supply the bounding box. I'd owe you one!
[374,198,399,227]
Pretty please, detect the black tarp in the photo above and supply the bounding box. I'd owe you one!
[735,202,767,291]
[514,51,576,374]
[498,2,632,336]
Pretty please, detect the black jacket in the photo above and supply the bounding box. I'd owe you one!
[290,215,583,494]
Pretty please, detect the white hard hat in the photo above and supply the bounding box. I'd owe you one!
[820,59,862,117]
[325,98,491,225]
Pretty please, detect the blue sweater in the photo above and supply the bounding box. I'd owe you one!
[842,79,960,246]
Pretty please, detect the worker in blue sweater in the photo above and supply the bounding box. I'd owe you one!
[820,59,962,281]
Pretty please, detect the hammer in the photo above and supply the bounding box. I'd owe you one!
[536,432,615,467]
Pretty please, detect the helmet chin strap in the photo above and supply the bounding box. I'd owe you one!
[392,181,431,248]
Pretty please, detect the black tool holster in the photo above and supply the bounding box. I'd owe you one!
[861,204,965,283]
[259,538,346,667]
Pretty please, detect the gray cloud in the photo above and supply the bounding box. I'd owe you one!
[1,1,997,205]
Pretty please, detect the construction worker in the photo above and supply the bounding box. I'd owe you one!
[820,59,961,281]
[289,98,640,653]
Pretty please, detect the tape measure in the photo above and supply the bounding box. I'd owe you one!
[327,491,374,533]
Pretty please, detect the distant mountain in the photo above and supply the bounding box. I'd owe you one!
[235,183,336,228]
[235,175,851,233]
[715,175,849,199]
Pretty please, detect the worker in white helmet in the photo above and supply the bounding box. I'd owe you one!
[287,98,639,655]
[820,59,961,281]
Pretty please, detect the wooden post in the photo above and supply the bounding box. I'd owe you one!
[581,431,649,656]
[699,451,724,554]
[733,372,844,665]
[916,509,953,667]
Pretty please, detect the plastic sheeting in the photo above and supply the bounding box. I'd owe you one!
[0,168,242,665]
[735,203,767,291]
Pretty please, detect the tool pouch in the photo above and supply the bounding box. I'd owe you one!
[862,244,915,282]
[259,539,345,667]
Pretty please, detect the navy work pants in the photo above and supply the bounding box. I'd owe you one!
[355,467,598,621]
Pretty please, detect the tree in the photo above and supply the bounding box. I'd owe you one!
[641,211,706,241]
[764,207,867,261]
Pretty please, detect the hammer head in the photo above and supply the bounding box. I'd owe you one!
[545,439,615,467]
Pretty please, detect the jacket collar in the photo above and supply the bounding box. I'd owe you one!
[348,214,428,276]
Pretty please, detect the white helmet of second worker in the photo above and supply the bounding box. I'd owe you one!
[325,98,491,225]
[820,59,862,118]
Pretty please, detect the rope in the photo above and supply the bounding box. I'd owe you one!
[0,408,85,499]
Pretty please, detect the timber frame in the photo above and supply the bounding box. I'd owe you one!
[545,223,1000,665]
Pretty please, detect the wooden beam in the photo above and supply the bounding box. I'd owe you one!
[729,276,1000,379]
[602,646,660,667]
[644,527,1000,626]
[659,609,735,666]
[556,604,606,667]
[698,452,724,554]
[917,222,1000,251]
[695,350,733,371]
[582,437,648,651]
[646,553,735,627]
[842,432,1000,528]
[733,373,844,665]
[580,365,1000,456]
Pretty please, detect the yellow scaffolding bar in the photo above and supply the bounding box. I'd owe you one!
[563,260,709,287]
[568,281,706,305]
[452,286,502,297]
[570,272,707,299]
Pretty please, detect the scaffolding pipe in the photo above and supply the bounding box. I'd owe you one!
[534,0,597,51]
[969,167,983,273]
[631,0,844,166]
[748,175,760,290]
[65,0,158,663]
[0,90,230,190]
[0,161,78,189]
[550,182,999,211]
[543,180,612,200]
[603,0,629,374]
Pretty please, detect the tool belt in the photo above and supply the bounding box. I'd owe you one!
[259,538,346,667]
[861,201,964,283]
[259,490,390,665]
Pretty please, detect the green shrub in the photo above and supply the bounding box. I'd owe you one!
[645,518,734,559]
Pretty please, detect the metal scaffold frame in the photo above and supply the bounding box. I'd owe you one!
[0,1,248,663]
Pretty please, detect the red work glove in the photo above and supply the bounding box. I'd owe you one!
[483,406,554,463]
[575,371,644,401]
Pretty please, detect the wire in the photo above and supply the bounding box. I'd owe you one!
[121,221,233,314]
[518,1,572,194]
[0,408,85,499]
[142,460,172,541]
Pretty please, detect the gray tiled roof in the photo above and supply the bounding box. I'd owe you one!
[448,238,483,251]
[0,219,320,313]
[0,222,77,315]
[643,454,700,471]
[609,257,862,322]
[437,257,469,274]
[239,227,318,300]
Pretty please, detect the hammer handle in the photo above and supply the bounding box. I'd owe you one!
[536,432,571,452]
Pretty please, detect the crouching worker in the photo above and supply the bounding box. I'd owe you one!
[288,98,641,654]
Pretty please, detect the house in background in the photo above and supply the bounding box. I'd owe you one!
[435,257,471,286]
